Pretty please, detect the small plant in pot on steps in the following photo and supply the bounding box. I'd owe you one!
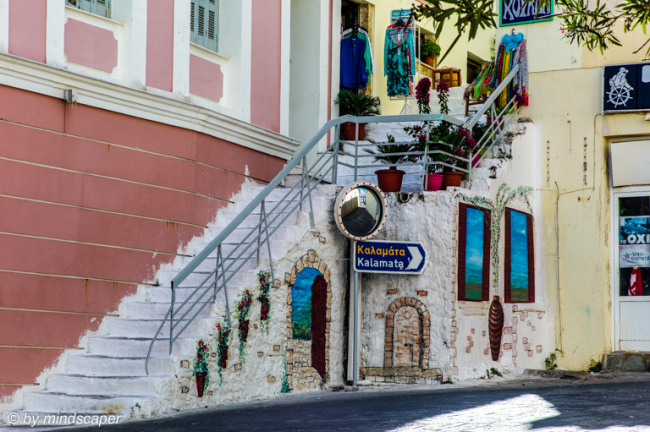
[365,134,415,192]
[335,89,381,141]
[421,40,441,67]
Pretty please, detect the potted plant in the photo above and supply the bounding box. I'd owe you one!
[193,339,210,397]
[365,134,415,192]
[421,40,441,67]
[335,89,381,141]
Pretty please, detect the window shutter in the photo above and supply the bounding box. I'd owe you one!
[190,0,218,52]
[66,0,111,19]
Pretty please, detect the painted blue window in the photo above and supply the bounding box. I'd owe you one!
[66,0,111,19]
[505,209,535,302]
[291,267,321,340]
[191,0,219,52]
[458,203,491,302]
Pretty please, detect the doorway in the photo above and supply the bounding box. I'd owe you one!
[614,192,650,350]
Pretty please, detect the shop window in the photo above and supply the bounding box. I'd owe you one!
[458,203,491,302]
[618,196,650,296]
[504,209,535,303]
[66,0,111,19]
[191,0,218,53]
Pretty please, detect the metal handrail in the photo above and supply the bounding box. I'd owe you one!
[144,66,523,374]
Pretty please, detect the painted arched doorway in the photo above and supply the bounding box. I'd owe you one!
[291,267,327,379]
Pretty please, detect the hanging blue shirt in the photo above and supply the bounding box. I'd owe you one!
[340,37,369,89]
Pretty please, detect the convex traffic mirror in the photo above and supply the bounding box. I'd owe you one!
[334,182,387,240]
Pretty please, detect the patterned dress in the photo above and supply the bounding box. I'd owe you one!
[384,24,416,97]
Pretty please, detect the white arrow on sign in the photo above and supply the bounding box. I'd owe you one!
[405,246,423,270]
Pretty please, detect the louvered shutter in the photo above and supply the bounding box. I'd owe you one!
[190,0,218,52]
[66,0,111,18]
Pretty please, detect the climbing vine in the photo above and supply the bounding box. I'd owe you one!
[455,183,533,291]
[235,290,253,365]
[257,271,271,334]
[215,323,230,386]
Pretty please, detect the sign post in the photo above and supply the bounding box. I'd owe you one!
[354,240,427,274]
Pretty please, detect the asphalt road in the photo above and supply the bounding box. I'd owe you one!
[36,375,650,431]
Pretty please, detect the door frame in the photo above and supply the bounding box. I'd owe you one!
[611,186,650,351]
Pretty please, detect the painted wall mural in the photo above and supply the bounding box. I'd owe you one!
[454,183,533,294]
[285,250,333,391]
[291,267,321,340]
[505,209,535,302]
[458,204,491,301]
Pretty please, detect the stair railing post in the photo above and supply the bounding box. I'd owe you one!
[299,162,306,212]
[215,244,231,328]
[169,282,175,355]
[332,129,339,185]
[353,120,359,181]
[259,200,275,283]
[256,200,265,266]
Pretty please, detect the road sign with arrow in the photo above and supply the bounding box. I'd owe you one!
[354,241,427,274]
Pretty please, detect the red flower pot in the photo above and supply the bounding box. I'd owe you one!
[425,173,444,191]
[376,169,405,193]
[195,371,207,397]
[342,122,366,141]
[441,171,463,190]
[239,319,250,343]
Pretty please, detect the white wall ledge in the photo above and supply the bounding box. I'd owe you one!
[0,53,299,160]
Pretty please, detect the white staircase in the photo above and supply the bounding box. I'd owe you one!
[2,181,337,426]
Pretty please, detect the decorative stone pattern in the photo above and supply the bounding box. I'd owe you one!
[284,250,332,391]
[384,298,431,370]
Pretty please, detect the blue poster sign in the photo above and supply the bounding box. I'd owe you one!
[354,241,426,274]
[500,0,553,26]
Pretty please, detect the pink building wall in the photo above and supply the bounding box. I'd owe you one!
[8,0,47,63]
[65,19,118,73]
[146,0,175,92]
[190,54,224,102]
[0,85,285,398]
[251,1,282,133]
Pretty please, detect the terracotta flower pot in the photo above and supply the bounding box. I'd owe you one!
[195,371,207,397]
[260,298,270,321]
[239,319,250,343]
[376,168,405,192]
[425,173,444,191]
[489,296,504,362]
[342,122,366,141]
[441,171,463,190]
[424,56,434,67]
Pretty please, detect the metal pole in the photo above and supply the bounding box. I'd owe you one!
[353,266,359,387]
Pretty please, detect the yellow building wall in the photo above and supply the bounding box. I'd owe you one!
[366,0,494,115]
[517,14,650,369]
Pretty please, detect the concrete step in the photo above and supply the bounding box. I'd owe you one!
[87,337,197,357]
[65,355,178,377]
[45,374,167,397]
[603,352,650,372]
[22,392,154,415]
[105,317,214,338]
[123,301,212,319]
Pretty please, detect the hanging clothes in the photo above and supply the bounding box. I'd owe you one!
[465,62,495,101]
[384,21,416,97]
[489,32,529,109]
[340,34,369,89]
[341,27,375,76]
